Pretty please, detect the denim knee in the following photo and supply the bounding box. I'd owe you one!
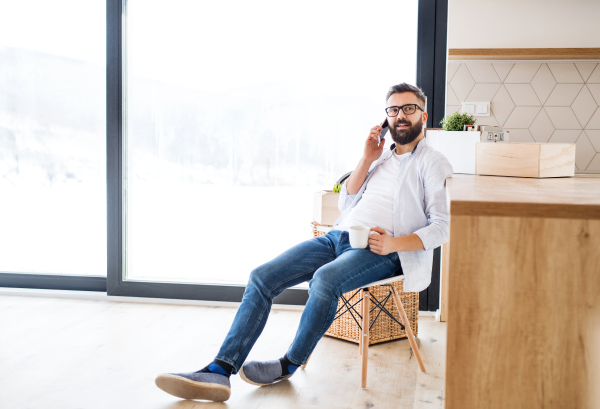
[247,265,273,300]
[308,270,342,301]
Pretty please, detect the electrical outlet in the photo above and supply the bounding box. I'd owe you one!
[480,128,509,143]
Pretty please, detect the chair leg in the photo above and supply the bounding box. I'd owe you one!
[361,291,370,388]
[359,289,364,355]
[391,287,426,373]
[301,355,311,369]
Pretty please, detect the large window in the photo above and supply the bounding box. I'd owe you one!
[1,0,447,307]
[0,0,106,276]
[124,0,418,286]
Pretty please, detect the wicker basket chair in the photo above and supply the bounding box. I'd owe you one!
[306,222,426,388]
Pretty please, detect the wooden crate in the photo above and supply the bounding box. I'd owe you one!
[311,222,419,345]
[476,142,575,178]
[313,191,341,225]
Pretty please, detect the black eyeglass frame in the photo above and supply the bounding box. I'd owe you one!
[385,104,425,117]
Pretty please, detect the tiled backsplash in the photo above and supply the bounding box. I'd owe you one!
[446,61,600,172]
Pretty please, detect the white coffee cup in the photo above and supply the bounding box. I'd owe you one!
[349,226,377,249]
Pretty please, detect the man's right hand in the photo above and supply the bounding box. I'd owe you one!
[363,124,386,164]
[346,124,386,195]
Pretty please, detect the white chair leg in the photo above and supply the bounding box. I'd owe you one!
[391,287,426,373]
[361,291,370,388]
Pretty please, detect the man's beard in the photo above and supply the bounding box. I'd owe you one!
[389,116,423,145]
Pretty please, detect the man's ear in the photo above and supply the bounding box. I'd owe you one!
[422,111,428,125]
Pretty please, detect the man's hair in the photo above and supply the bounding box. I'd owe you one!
[386,83,427,109]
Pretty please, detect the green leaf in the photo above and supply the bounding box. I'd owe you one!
[439,111,476,131]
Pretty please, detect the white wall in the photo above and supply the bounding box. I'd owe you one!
[448,0,600,49]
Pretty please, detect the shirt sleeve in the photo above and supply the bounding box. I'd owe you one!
[338,179,357,212]
[414,159,453,251]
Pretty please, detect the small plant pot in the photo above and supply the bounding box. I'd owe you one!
[426,130,481,174]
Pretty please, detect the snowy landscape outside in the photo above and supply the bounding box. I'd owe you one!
[0,0,417,286]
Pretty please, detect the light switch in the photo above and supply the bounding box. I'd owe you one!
[462,101,490,117]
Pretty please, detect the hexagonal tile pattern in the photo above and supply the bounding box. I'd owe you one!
[575,132,596,170]
[530,64,556,104]
[576,63,598,82]
[447,85,460,105]
[465,63,501,83]
[544,107,582,129]
[529,109,555,142]
[503,107,541,129]
[450,64,476,102]
[504,129,534,143]
[504,63,541,83]
[544,84,584,106]
[587,65,600,83]
[548,130,582,143]
[587,154,600,171]
[493,63,514,82]
[586,108,600,129]
[474,114,499,127]
[547,63,584,83]
[587,84,600,106]
[465,84,501,102]
[445,59,600,173]
[571,86,598,128]
[584,130,600,151]
[491,85,515,126]
[445,105,461,116]
[447,62,461,83]
[505,84,541,106]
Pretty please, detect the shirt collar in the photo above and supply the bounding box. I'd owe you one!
[389,138,423,155]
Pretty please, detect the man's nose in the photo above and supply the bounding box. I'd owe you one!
[396,112,410,123]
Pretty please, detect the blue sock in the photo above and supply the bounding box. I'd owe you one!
[197,361,234,378]
[279,354,299,376]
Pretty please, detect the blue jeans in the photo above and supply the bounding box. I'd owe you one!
[215,229,402,373]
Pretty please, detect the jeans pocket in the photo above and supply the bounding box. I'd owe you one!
[386,252,402,275]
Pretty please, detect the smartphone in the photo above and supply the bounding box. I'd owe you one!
[379,118,389,143]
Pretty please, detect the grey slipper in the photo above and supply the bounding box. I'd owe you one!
[239,359,294,386]
[155,371,231,401]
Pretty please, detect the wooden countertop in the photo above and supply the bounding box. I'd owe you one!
[446,174,600,220]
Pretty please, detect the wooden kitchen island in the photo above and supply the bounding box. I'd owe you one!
[444,174,600,409]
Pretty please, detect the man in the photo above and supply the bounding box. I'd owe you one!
[155,83,453,402]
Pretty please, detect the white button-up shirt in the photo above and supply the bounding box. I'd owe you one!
[333,138,453,292]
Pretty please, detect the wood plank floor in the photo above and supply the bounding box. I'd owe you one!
[0,294,446,409]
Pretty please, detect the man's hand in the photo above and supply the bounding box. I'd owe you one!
[346,123,387,195]
[368,227,396,256]
[363,124,386,164]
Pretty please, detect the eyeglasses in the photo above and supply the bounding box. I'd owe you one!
[385,104,424,117]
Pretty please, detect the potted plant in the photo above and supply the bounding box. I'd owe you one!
[439,111,476,131]
[313,172,351,225]
[426,111,480,174]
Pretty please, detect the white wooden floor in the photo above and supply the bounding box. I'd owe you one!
[0,293,446,409]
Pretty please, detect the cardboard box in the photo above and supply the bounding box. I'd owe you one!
[313,191,341,225]
[476,142,575,178]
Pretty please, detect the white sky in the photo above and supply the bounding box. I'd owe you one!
[127,0,418,104]
[0,0,417,106]
[0,0,106,64]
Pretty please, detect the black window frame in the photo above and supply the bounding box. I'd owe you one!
[1,0,448,311]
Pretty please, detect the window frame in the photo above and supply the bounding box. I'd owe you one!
[1,0,448,311]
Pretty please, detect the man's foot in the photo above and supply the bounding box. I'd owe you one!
[155,371,231,401]
[239,355,300,386]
